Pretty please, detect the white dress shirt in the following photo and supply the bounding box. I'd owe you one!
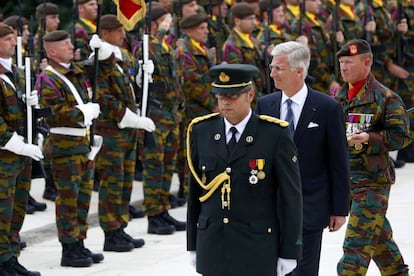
[281,84,308,129]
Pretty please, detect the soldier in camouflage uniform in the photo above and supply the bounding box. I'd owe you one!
[175,12,217,206]
[73,0,98,61]
[334,39,410,276]
[96,14,155,253]
[0,23,42,276]
[290,0,340,93]
[138,5,187,235]
[37,30,112,267]
[222,3,267,97]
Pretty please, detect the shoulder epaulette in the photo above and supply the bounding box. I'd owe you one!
[190,112,220,125]
[259,115,289,127]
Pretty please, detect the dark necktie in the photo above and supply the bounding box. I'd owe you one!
[227,126,238,157]
[285,99,295,133]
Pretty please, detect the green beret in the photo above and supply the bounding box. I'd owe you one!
[100,14,123,30]
[336,39,372,58]
[148,2,169,21]
[259,0,282,14]
[3,16,28,30]
[36,2,59,20]
[76,0,93,4]
[43,30,70,42]
[209,64,259,94]
[0,23,14,38]
[231,3,255,19]
[180,12,209,29]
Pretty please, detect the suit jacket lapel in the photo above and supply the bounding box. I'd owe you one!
[214,117,229,162]
[294,89,318,143]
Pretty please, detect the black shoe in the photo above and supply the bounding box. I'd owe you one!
[161,211,186,231]
[0,258,16,276]
[168,194,178,209]
[147,214,176,235]
[61,242,93,267]
[27,195,47,212]
[129,205,144,219]
[121,229,145,248]
[25,203,36,215]
[20,240,27,250]
[78,240,104,263]
[8,257,41,276]
[392,158,406,169]
[103,229,134,252]
[42,186,56,202]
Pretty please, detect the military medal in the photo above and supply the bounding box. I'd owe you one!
[248,160,258,185]
[354,143,363,150]
[256,159,265,180]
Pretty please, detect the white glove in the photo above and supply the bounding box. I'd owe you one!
[1,132,44,161]
[76,102,100,126]
[143,59,155,75]
[89,34,102,49]
[277,258,297,276]
[189,251,196,268]
[87,135,103,161]
[118,108,156,132]
[23,90,39,106]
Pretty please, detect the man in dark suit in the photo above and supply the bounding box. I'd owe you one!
[256,41,350,276]
[187,63,303,276]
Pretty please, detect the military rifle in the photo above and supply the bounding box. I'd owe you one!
[264,0,274,93]
[216,0,224,63]
[73,0,79,50]
[394,0,412,92]
[364,0,374,43]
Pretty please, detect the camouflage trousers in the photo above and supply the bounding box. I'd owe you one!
[142,122,179,216]
[337,185,409,275]
[52,154,94,244]
[176,119,190,198]
[96,128,138,231]
[0,154,31,262]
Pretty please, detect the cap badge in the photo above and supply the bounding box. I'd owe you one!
[349,44,358,55]
[219,72,230,83]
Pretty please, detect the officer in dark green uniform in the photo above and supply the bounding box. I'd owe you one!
[186,64,303,276]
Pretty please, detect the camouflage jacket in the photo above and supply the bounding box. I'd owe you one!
[291,14,336,92]
[256,23,292,48]
[222,29,266,96]
[206,17,231,55]
[96,47,139,131]
[37,60,94,156]
[0,65,26,149]
[74,19,95,61]
[147,30,184,124]
[334,73,411,186]
[176,34,216,121]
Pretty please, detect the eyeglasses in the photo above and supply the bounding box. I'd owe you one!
[269,64,291,72]
[215,91,247,100]
[242,16,257,22]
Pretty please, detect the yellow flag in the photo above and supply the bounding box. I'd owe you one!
[112,0,146,31]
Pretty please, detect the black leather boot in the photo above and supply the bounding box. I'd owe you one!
[162,211,186,231]
[5,257,41,276]
[103,229,134,252]
[78,240,104,263]
[128,205,144,219]
[42,176,56,201]
[61,242,93,267]
[27,195,47,212]
[121,229,145,248]
[147,214,176,235]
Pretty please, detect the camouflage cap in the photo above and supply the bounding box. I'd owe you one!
[36,2,59,20]
[180,12,209,29]
[0,23,15,38]
[336,39,372,58]
[231,2,255,19]
[210,64,259,94]
[43,30,70,42]
[3,15,28,30]
[100,14,124,30]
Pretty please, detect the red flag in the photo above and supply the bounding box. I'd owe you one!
[113,0,146,31]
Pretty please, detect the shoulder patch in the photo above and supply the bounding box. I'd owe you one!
[259,115,289,127]
[191,113,220,125]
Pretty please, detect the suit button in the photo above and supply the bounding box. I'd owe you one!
[226,167,231,173]
[267,227,272,233]
[223,218,229,224]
